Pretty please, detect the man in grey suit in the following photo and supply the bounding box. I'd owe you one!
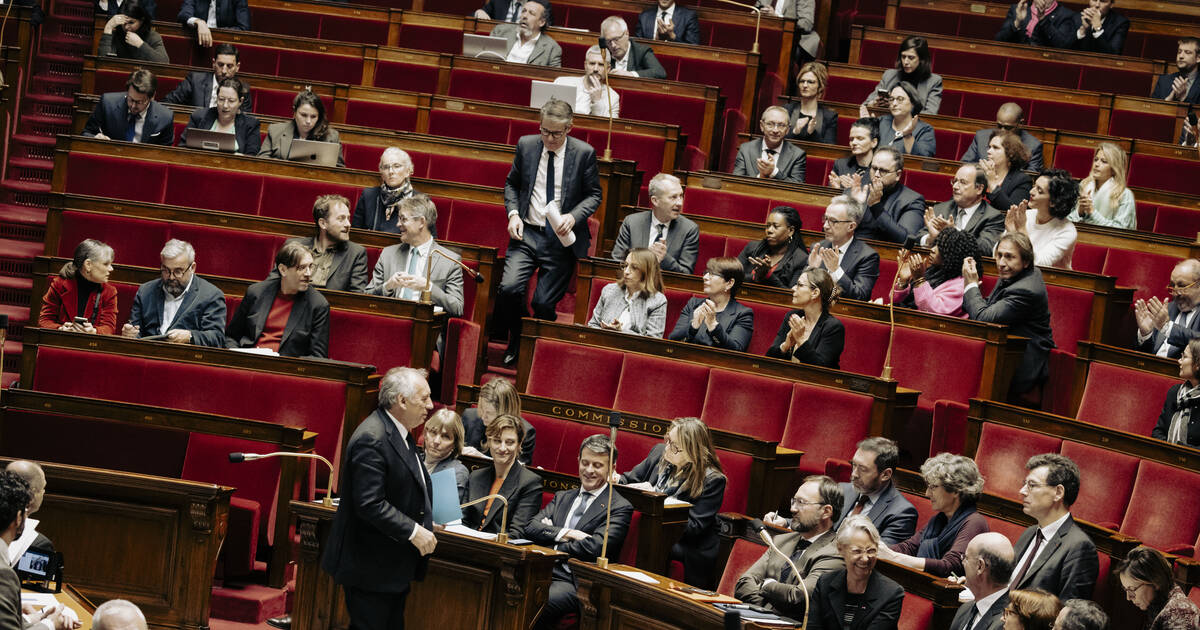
[949,533,1014,630]
[736,475,846,619]
[1006,454,1098,601]
[368,194,465,317]
[1135,258,1200,359]
[918,163,1005,254]
[497,98,603,366]
[960,103,1044,171]
[733,106,806,184]
[121,239,227,346]
[830,437,917,546]
[0,471,76,630]
[807,195,880,302]
[601,16,667,79]
[856,147,924,244]
[492,0,561,67]
[275,194,369,293]
[611,172,699,274]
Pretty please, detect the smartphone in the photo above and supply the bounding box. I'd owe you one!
[73,316,88,325]
[1188,112,1198,127]
[876,89,890,99]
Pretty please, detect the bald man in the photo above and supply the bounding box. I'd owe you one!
[1137,258,1200,359]
[949,532,1015,630]
[960,103,1044,171]
[4,461,53,565]
[92,600,148,630]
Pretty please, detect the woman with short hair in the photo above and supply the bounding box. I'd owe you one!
[179,77,261,155]
[829,118,880,190]
[982,130,1034,212]
[39,239,118,335]
[462,414,543,538]
[1001,168,1078,269]
[1153,338,1200,448]
[1116,545,1200,629]
[876,81,936,157]
[668,257,755,351]
[808,515,904,629]
[1003,589,1062,630]
[420,408,470,503]
[461,377,536,464]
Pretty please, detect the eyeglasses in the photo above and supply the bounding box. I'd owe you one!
[663,436,682,454]
[215,96,240,106]
[761,121,788,130]
[870,166,899,175]
[539,127,567,140]
[1020,479,1051,490]
[822,215,853,225]
[1123,582,1152,597]
[160,265,191,279]
[1167,278,1200,294]
[790,497,823,508]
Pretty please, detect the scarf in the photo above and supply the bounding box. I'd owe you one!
[1168,383,1200,445]
[380,182,412,221]
[1025,1,1058,38]
[916,502,977,560]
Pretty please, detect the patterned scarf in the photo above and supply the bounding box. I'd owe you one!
[1169,383,1200,445]
[1025,1,1058,38]
[380,182,412,221]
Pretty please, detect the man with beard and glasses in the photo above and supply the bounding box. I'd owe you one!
[122,239,227,346]
[831,437,917,545]
[1136,258,1200,359]
[735,475,846,619]
[273,194,368,293]
[492,0,561,67]
[227,241,330,358]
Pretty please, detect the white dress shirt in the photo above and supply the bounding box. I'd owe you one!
[827,237,854,283]
[758,142,782,178]
[506,31,540,64]
[552,76,619,117]
[647,215,671,248]
[159,276,193,335]
[968,588,1008,630]
[131,108,147,143]
[524,145,564,227]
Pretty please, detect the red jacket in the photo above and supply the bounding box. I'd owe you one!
[38,275,119,335]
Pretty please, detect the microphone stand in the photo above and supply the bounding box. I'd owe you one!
[750,519,809,630]
[597,411,621,569]
[708,0,761,55]
[229,451,335,507]
[0,314,7,401]
[597,41,614,161]
[420,246,486,305]
[460,494,511,544]
[880,296,895,380]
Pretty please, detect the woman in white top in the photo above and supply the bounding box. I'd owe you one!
[1000,168,1078,269]
[587,247,667,337]
[1068,142,1136,230]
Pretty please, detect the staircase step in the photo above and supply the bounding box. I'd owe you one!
[0,180,50,194]
[24,83,76,105]
[2,340,21,379]
[19,114,71,139]
[209,583,288,624]
[10,135,56,163]
[0,237,48,275]
[0,204,47,241]
[0,276,33,308]
[1,371,18,390]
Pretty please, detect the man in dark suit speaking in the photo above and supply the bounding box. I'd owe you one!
[496,98,603,366]
[224,241,330,358]
[322,367,437,630]
[121,239,227,346]
[610,172,699,274]
[82,68,174,145]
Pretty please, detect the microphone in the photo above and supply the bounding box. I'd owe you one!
[421,247,485,304]
[599,42,615,162]
[0,313,7,399]
[459,493,511,544]
[880,294,896,381]
[749,519,811,630]
[724,609,741,630]
[706,0,761,55]
[229,451,336,507]
[597,410,621,569]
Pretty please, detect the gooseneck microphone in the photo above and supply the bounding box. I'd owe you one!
[460,493,511,544]
[597,410,621,568]
[229,451,336,507]
[421,248,486,304]
[749,518,810,630]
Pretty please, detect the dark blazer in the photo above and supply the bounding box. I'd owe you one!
[461,408,537,465]
[734,528,843,618]
[767,311,845,369]
[477,0,526,22]
[504,134,603,258]
[832,155,870,181]
[1153,383,1200,447]
[920,199,1006,255]
[1010,516,1098,600]
[95,0,156,19]
[961,128,1044,172]
[224,276,330,358]
[807,568,905,630]
[351,185,417,234]
[832,482,918,546]
[462,462,543,539]
[178,107,262,155]
[177,0,250,30]
[162,71,254,111]
[1138,301,1200,358]
[610,210,700,274]
[269,236,368,293]
[128,275,227,346]
[877,115,936,158]
[962,265,1055,394]
[38,276,119,335]
[733,138,807,184]
[523,485,635,580]
[1152,71,1200,105]
[1070,10,1129,56]
[321,408,433,592]
[737,240,810,289]
[813,238,880,302]
[613,41,667,79]
[784,102,838,144]
[984,170,1033,214]
[949,591,1008,630]
[258,121,345,167]
[864,68,944,116]
[995,2,1078,48]
[634,5,700,45]
[857,184,925,244]
[668,296,755,351]
[82,92,174,145]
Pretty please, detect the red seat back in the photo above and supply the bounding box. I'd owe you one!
[1058,441,1137,529]
[974,423,1061,496]
[899,592,934,630]
[526,340,623,407]
[613,355,710,419]
[716,538,766,597]
[1076,363,1175,435]
[700,370,792,442]
[780,382,874,477]
[1121,461,1200,553]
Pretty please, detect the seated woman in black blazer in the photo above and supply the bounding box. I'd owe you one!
[981,129,1033,212]
[828,117,880,191]
[785,62,838,145]
[1154,338,1200,448]
[808,515,904,630]
[616,417,726,589]
[461,376,536,465]
[767,267,845,369]
[178,78,262,156]
[738,206,809,289]
[668,257,755,352]
[462,414,543,539]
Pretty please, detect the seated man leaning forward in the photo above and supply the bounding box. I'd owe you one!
[121,238,227,346]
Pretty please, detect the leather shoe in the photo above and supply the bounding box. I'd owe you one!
[266,615,291,629]
[502,351,518,367]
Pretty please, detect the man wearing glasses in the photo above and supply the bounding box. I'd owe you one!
[600,16,667,79]
[733,106,807,183]
[1136,258,1200,358]
[806,194,879,302]
[82,68,174,145]
[121,239,228,346]
[496,98,602,366]
[960,103,1044,171]
[225,241,330,358]
[853,147,925,244]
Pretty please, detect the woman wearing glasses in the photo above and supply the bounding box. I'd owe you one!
[668,257,755,352]
[615,417,727,589]
[1116,545,1200,629]
[875,82,936,158]
[1001,589,1060,630]
[588,248,668,337]
[178,78,261,155]
[766,268,844,369]
[808,515,904,630]
[1153,338,1200,448]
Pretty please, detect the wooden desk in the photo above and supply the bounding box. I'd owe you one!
[21,586,96,628]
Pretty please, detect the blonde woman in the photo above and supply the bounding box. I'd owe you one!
[461,377,536,464]
[420,409,469,503]
[587,248,667,337]
[1068,142,1136,230]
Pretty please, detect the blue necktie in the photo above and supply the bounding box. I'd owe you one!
[125,112,137,142]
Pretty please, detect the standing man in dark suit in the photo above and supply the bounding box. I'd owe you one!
[634,0,699,45]
[225,241,330,358]
[994,0,1078,49]
[601,16,667,79]
[497,98,602,366]
[121,239,227,346]
[949,532,1014,630]
[1070,0,1129,55]
[161,43,252,112]
[962,232,1056,400]
[1151,38,1200,105]
[368,194,464,317]
[733,106,807,184]
[918,164,1005,254]
[960,103,1044,171]
[82,68,174,145]
[274,194,369,293]
[855,147,924,244]
[322,367,437,630]
[1007,454,1098,601]
[807,195,880,302]
[831,437,917,546]
[524,434,633,630]
[177,0,249,47]
[611,172,699,274]
[1135,259,1200,358]
[353,148,418,235]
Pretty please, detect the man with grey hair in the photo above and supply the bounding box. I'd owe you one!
[524,434,632,630]
[601,16,666,79]
[948,532,1014,630]
[807,195,879,301]
[497,98,602,367]
[323,367,436,630]
[368,194,465,317]
[353,147,418,234]
[492,0,561,66]
[611,172,699,273]
[92,599,147,630]
[1054,599,1109,630]
[553,45,619,117]
[831,437,916,545]
[121,239,227,346]
[1136,258,1200,359]
[4,461,52,564]
[734,106,806,183]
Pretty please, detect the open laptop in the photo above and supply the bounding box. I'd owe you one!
[287,138,341,167]
[530,80,576,109]
[462,33,509,60]
[184,128,237,152]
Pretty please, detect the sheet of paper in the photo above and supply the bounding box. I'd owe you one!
[612,569,659,584]
[228,347,278,355]
[544,202,576,247]
[430,468,463,524]
[20,593,59,608]
[444,523,497,541]
[664,497,692,507]
[7,517,38,564]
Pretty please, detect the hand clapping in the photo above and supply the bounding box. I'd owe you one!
[961,256,980,285]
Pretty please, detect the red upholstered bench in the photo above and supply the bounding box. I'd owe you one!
[700,370,793,443]
[372,61,441,95]
[526,339,624,407]
[1045,284,1094,353]
[837,317,889,376]
[1100,247,1177,305]
[716,537,764,597]
[780,381,875,476]
[613,354,710,419]
[1128,153,1200,196]
[1152,204,1200,239]
[973,423,1062,496]
[683,187,773,223]
[343,100,422,133]
[1075,362,1175,435]
[899,592,935,630]
[245,7,389,44]
[1121,460,1200,555]
[1059,440,1137,530]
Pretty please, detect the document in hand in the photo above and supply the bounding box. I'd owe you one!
[430,468,463,524]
